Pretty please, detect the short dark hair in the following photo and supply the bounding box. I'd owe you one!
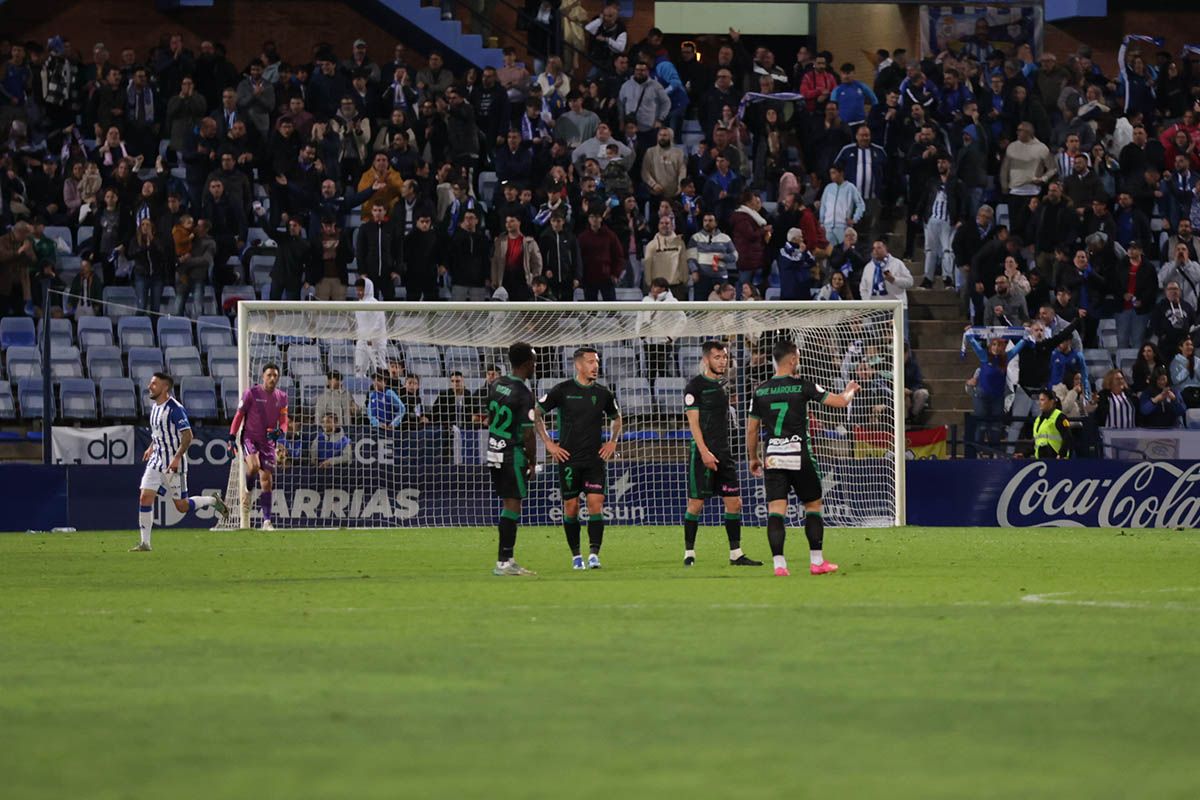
[573,346,598,361]
[327,370,342,381]
[261,362,279,374]
[449,370,464,378]
[650,276,670,290]
[152,371,174,389]
[772,340,798,364]
[509,342,535,369]
[701,340,727,356]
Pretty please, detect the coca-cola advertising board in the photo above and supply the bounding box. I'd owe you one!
[908,460,1200,529]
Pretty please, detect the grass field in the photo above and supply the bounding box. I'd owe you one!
[1,525,1198,799]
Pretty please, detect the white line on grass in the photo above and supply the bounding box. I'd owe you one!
[1021,587,1200,610]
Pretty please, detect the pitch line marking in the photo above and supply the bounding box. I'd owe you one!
[1021,587,1200,610]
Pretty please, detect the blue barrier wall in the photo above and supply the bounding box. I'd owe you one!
[4,459,1198,531]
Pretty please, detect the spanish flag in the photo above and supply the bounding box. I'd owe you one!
[906,427,948,460]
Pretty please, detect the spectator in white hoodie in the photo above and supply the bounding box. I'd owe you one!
[354,276,389,376]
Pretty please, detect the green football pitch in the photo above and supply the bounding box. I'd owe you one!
[1,526,1197,799]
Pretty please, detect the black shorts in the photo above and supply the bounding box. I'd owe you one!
[763,462,822,504]
[687,445,740,500]
[559,460,606,498]
[491,451,530,500]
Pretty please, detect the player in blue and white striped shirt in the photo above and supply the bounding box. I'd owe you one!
[132,372,228,551]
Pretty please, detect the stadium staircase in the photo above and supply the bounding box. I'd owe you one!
[354,0,504,70]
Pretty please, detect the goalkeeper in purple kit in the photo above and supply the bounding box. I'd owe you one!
[229,363,289,530]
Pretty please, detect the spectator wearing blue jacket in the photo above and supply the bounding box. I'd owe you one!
[654,56,689,134]
[1139,368,1186,428]
[830,64,876,126]
[776,228,816,300]
[310,413,353,467]
[834,127,887,241]
[1048,339,1092,405]
[367,370,406,429]
[966,332,1027,448]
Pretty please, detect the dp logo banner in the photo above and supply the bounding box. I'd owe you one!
[52,425,135,465]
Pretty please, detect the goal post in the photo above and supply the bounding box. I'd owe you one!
[221,300,906,530]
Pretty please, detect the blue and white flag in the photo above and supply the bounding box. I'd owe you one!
[736,91,805,119]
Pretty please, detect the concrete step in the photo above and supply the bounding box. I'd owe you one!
[925,377,976,400]
[925,409,972,429]
[911,348,974,368]
[910,320,975,350]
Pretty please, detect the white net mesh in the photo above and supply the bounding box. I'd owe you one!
[218,301,902,530]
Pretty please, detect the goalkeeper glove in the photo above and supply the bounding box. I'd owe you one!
[266,428,283,443]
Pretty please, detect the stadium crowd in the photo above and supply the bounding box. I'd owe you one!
[2,5,1200,439]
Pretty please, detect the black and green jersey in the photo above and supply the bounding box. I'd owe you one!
[486,375,534,464]
[684,373,731,456]
[538,379,620,464]
[749,375,829,469]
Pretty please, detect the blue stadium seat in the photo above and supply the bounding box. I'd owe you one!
[17,378,52,418]
[157,316,195,349]
[127,346,164,384]
[653,378,686,414]
[208,349,239,382]
[99,377,138,419]
[298,374,326,410]
[617,378,653,416]
[117,316,155,352]
[180,376,218,420]
[325,343,355,378]
[221,382,240,418]
[344,376,370,407]
[221,285,258,311]
[0,317,35,351]
[0,382,14,419]
[38,317,74,351]
[44,225,74,253]
[86,345,125,379]
[444,346,482,378]
[165,346,203,378]
[197,315,233,352]
[101,286,139,318]
[60,377,98,420]
[77,316,114,351]
[250,345,283,378]
[6,346,43,381]
[50,346,84,380]
[287,344,322,377]
[601,345,640,380]
[407,345,443,378]
[677,345,703,378]
[1187,409,1200,430]
[615,288,643,302]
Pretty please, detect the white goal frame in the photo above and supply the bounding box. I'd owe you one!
[235,299,907,527]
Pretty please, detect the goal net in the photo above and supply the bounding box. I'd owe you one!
[218,300,905,530]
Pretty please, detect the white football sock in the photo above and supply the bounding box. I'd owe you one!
[188,495,216,511]
[773,555,787,570]
[496,560,509,569]
[685,549,696,559]
[810,550,824,566]
[730,548,743,560]
[138,504,153,546]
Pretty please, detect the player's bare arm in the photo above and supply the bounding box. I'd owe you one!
[599,415,621,461]
[523,425,537,479]
[821,380,860,409]
[686,409,719,469]
[745,416,762,476]
[535,406,570,462]
[168,428,194,473]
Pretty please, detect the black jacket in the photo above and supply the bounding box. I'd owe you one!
[306,228,354,286]
[1027,197,1079,253]
[270,228,311,286]
[1112,257,1159,313]
[953,222,996,271]
[402,227,442,288]
[445,228,491,289]
[355,219,403,279]
[537,228,583,294]
[914,176,965,224]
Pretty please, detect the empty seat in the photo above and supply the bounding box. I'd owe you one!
[208,350,239,381]
[221,285,257,313]
[5,346,42,380]
[197,315,233,352]
[101,286,139,318]
[250,345,283,377]
[1097,318,1117,334]
[17,378,51,418]
[287,344,322,376]
[326,344,355,378]
[157,317,194,349]
[407,344,443,378]
[180,376,218,420]
[0,382,14,419]
[44,225,74,253]
[86,345,125,379]
[128,346,164,383]
[77,316,114,351]
[60,377,98,420]
[118,316,155,351]
[1187,409,1200,430]
[677,345,703,377]
[0,317,35,351]
[50,346,84,380]
[1083,348,1113,366]
[298,374,326,410]
[617,378,653,416]
[165,346,203,377]
[653,377,687,414]
[601,345,640,379]
[615,288,643,301]
[444,346,482,378]
[99,377,138,419]
[38,317,74,351]
[221,383,241,417]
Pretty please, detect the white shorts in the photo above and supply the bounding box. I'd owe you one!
[140,465,187,497]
